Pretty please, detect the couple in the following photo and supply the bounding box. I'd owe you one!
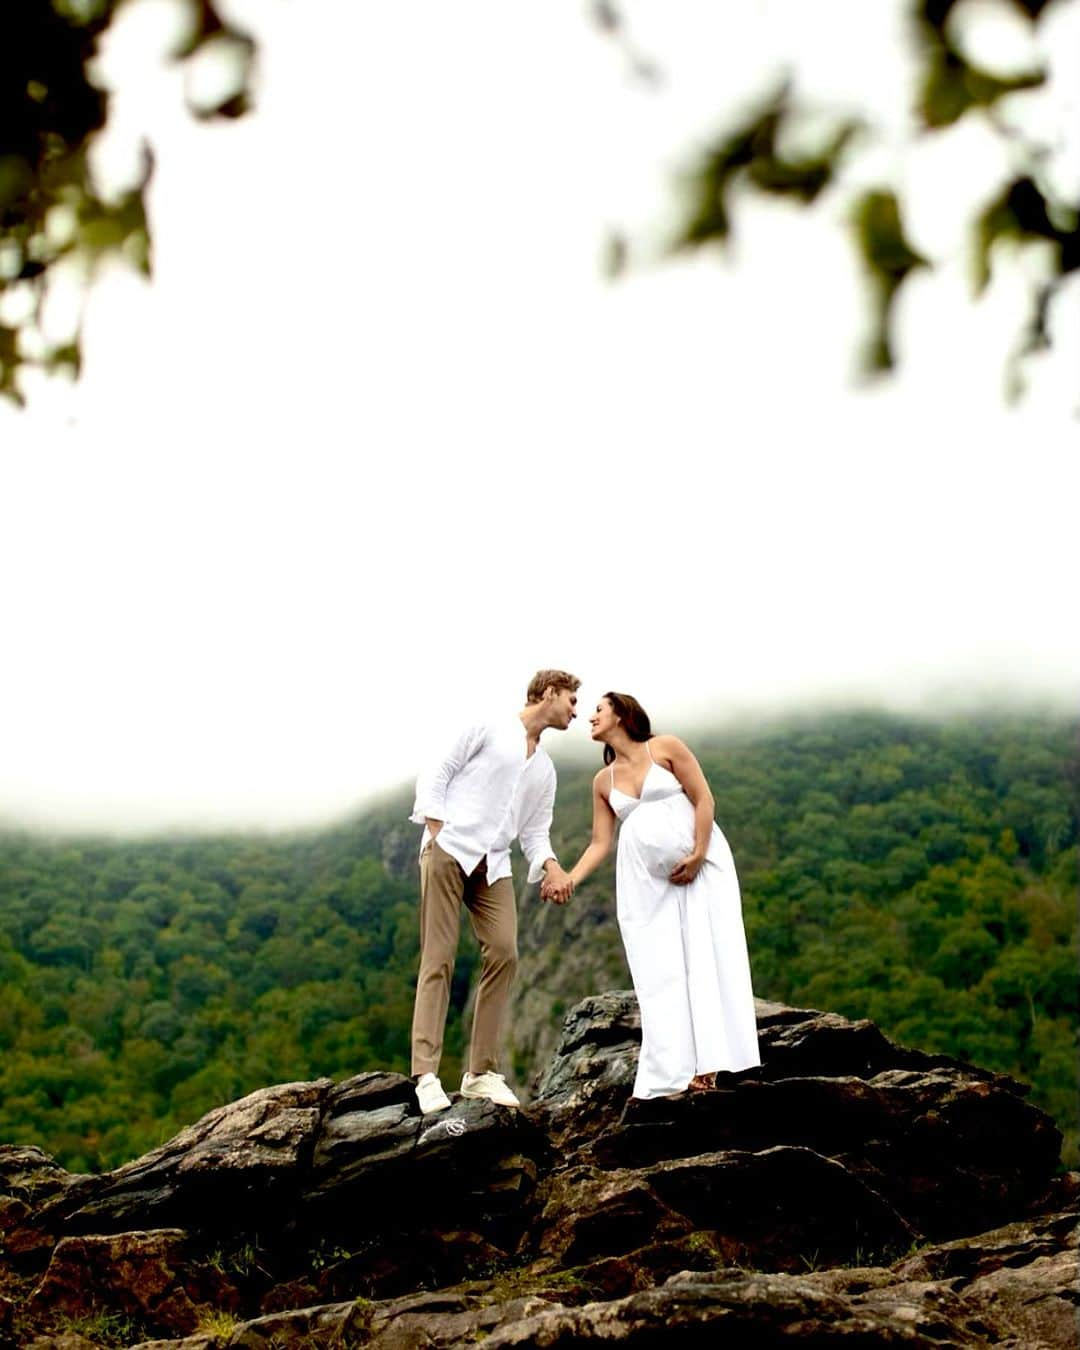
[408,669,760,1115]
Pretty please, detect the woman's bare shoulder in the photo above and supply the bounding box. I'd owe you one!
[651,733,689,755]
[592,765,611,788]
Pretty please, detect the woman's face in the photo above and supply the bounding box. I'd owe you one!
[589,698,620,741]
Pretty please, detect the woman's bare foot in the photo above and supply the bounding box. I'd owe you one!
[688,1073,717,1093]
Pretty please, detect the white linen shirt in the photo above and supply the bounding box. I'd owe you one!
[410,718,557,884]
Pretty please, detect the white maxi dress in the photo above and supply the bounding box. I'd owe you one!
[610,743,761,1098]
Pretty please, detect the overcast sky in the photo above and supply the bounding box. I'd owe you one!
[1,0,1077,834]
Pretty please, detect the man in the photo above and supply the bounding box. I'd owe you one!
[409,669,579,1114]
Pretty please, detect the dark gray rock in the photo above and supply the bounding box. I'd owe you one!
[478,1267,980,1346]
[40,1079,334,1236]
[4,992,1075,1350]
[25,1074,544,1261]
[532,991,1062,1241]
[527,1145,915,1275]
[891,1206,1080,1283]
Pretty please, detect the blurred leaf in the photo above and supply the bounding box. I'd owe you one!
[51,0,110,23]
[0,156,35,208]
[46,340,82,378]
[174,0,230,59]
[852,190,929,373]
[975,176,1079,291]
[2,0,1076,405]
[1008,0,1056,17]
[0,0,244,400]
[590,0,622,35]
[185,33,256,121]
[919,46,1045,130]
[603,231,628,280]
[674,87,860,254]
[975,178,1079,401]
[918,0,1054,37]
[0,324,25,404]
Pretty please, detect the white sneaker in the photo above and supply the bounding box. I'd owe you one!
[415,1073,452,1114]
[460,1071,520,1108]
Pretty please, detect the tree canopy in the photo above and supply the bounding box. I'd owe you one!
[2,0,1076,403]
[1,709,1075,1174]
[1,0,252,401]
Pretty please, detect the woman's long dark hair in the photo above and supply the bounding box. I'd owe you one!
[601,691,653,765]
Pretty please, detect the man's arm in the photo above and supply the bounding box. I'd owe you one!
[409,723,486,827]
[520,764,574,901]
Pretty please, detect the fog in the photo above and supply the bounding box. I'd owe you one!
[1,0,1076,835]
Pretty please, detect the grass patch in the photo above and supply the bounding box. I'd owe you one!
[196,1307,242,1337]
[53,1308,141,1347]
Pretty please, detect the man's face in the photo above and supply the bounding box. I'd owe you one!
[547,686,578,730]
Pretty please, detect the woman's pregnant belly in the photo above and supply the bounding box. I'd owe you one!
[622,795,698,878]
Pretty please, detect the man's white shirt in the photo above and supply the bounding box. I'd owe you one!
[410,717,557,884]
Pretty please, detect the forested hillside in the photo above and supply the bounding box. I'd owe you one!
[1,711,1076,1174]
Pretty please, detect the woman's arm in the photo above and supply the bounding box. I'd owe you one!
[656,735,715,885]
[566,771,618,891]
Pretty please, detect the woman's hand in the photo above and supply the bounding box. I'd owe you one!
[669,853,704,886]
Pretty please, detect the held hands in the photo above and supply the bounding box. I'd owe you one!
[669,853,704,886]
[541,862,575,905]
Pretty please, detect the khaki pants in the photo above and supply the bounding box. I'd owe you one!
[410,839,518,1078]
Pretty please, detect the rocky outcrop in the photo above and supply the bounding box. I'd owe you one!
[27,1231,239,1339]
[1,994,1075,1349]
[532,993,1065,1240]
[28,1073,542,1251]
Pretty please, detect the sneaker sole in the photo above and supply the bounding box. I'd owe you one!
[417,1097,452,1114]
[459,1088,520,1107]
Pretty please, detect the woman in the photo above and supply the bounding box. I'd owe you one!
[565,692,761,1099]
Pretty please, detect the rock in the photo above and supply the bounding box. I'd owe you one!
[128,1291,559,1350]
[31,1074,545,1264]
[5,993,1074,1349]
[122,1236,1080,1350]
[0,1149,72,1268]
[24,1335,105,1350]
[528,1145,915,1275]
[532,991,1062,1241]
[644,1145,917,1265]
[195,1297,356,1347]
[475,1268,982,1346]
[27,1229,239,1340]
[530,992,641,1144]
[301,1092,545,1269]
[892,1207,1079,1283]
[0,1147,74,1204]
[0,1194,54,1264]
[960,1247,1080,1348]
[572,1233,731,1301]
[261,1229,509,1310]
[527,1165,693,1269]
[363,1293,555,1349]
[45,1080,334,1236]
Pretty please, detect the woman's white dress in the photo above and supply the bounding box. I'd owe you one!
[610,746,761,1098]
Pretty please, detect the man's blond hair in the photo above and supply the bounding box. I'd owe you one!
[526,669,582,704]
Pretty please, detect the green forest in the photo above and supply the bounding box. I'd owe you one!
[0,710,1076,1173]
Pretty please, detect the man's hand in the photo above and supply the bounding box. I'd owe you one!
[425,818,444,840]
[541,862,575,905]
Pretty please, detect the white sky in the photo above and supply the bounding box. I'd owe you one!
[1,0,1077,834]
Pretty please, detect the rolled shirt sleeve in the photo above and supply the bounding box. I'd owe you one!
[410,723,487,825]
[518,761,558,884]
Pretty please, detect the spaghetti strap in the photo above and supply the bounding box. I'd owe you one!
[645,739,655,763]
[609,764,616,792]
